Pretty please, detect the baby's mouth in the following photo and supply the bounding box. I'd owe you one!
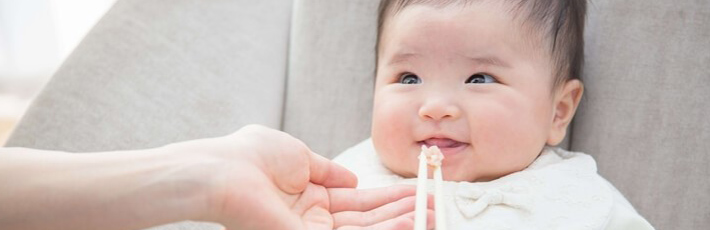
[418,138,469,155]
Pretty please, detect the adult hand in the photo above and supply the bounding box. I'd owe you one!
[185,125,434,229]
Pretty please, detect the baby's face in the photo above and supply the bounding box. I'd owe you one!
[373,2,561,181]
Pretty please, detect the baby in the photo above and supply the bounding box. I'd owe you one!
[334,0,655,229]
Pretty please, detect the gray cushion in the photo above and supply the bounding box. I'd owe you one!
[571,0,710,229]
[284,0,380,158]
[7,0,292,152]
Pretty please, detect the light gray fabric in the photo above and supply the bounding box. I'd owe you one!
[7,0,292,153]
[284,0,380,158]
[572,0,710,229]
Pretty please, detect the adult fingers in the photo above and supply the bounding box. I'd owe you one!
[308,152,357,188]
[335,210,435,230]
[328,185,418,213]
[331,195,412,227]
[332,194,435,227]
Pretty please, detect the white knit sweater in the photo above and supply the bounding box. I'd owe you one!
[333,139,654,230]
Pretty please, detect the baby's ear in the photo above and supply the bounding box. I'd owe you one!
[547,79,584,146]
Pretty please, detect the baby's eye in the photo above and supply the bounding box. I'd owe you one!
[465,73,497,84]
[398,73,422,84]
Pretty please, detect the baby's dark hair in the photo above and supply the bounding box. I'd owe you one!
[376,0,587,86]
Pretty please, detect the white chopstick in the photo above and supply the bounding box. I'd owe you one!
[433,158,446,230]
[414,146,447,230]
[414,147,428,230]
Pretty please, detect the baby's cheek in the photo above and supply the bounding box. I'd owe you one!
[467,100,542,177]
[372,99,417,177]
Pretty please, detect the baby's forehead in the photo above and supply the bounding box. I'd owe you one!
[379,2,551,61]
[377,0,586,85]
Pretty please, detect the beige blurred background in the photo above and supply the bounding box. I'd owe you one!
[0,0,116,145]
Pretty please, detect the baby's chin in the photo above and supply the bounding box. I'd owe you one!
[382,163,419,178]
[420,164,503,182]
[445,168,509,182]
[444,173,492,182]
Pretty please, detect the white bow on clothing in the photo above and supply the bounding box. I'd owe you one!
[454,182,533,219]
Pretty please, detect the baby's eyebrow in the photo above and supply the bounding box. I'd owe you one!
[386,52,511,69]
[466,55,511,68]
[386,52,419,65]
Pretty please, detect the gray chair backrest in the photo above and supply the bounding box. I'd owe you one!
[8,0,293,152]
[7,0,709,229]
[283,0,378,157]
[572,1,710,229]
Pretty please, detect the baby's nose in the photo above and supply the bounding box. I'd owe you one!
[418,98,462,121]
